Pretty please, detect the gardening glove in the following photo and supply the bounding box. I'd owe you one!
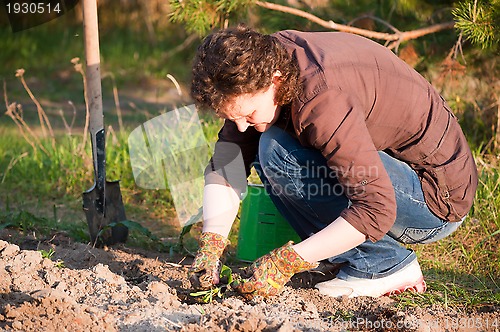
[232,241,318,300]
[189,232,230,290]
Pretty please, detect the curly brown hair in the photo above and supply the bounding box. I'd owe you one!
[191,25,301,113]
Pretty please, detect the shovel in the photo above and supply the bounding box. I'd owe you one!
[82,0,128,246]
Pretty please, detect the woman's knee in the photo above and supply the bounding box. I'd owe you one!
[258,127,294,172]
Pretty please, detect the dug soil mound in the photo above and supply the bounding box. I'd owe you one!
[0,236,498,331]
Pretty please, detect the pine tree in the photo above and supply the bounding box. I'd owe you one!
[169,0,254,36]
[452,0,500,49]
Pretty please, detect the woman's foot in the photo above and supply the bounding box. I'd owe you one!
[314,258,426,298]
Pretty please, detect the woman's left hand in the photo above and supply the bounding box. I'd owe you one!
[232,241,318,299]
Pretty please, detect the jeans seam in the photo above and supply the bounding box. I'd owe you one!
[283,149,322,221]
[393,186,426,206]
[398,225,443,244]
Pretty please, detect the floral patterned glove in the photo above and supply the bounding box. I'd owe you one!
[232,241,318,299]
[189,232,230,290]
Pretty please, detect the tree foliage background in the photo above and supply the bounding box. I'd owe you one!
[169,0,500,49]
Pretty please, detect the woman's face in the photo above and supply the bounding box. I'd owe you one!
[220,72,282,133]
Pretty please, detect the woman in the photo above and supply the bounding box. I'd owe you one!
[188,25,478,299]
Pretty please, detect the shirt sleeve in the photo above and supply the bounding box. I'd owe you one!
[298,90,396,242]
[204,120,261,197]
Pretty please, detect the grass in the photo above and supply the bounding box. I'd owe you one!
[0,59,222,253]
[396,151,500,309]
[0,208,88,243]
[0,7,197,97]
[395,271,500,310]
[0,121,215,243]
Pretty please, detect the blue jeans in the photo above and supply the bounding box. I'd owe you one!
[254,126,462,279]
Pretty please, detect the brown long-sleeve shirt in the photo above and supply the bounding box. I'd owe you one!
[205,30,478,242]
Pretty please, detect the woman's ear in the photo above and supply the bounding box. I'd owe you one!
[272,70,283,84]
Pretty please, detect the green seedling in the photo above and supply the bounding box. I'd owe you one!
[39,248,65,268]
[54,260,65,269]
[39,248,55,259]
[327,309,355,322]
[190,285,224,303]
[190,265,236,303]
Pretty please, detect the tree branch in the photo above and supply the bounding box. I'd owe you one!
[255,1,455,47]
[348,15,401,34]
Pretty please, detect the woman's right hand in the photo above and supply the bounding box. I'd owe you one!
[188,232,229,290]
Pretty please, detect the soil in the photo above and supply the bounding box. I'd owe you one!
[0,232,498,332]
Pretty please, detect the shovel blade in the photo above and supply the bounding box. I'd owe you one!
[83,180,129,246]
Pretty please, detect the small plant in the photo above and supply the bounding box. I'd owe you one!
[190,265,236,303]
[54,260,65,269]
[327,309,355,322]
[39,248,65,268]
[39,248,55,259]
[190,285,225,304]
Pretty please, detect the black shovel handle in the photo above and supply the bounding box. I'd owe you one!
[83,0,105,213]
